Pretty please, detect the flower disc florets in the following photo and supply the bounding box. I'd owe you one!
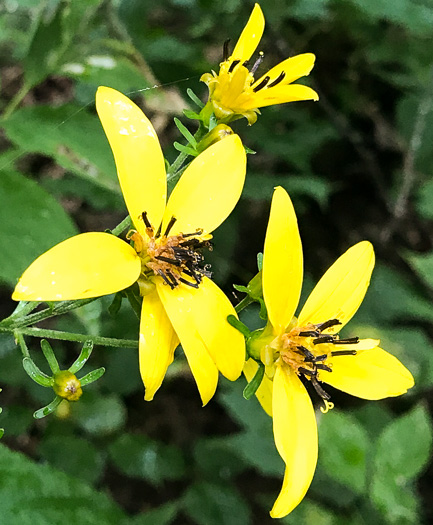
[128,211,212,292]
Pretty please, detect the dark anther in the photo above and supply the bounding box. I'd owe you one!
[299,330,320,337]
[268,71,286,88]
[179,238,202,248]
[165,271,179,287]
[298,367,314,377]
[141,211,152,229]
[182,229,203,238]
[311,376,331,400]
[157,269,175,290]
[164,216,177,237]
[228,59,240,73]
[330,350,357,357]
[315,363,332,372]
[313,335,335,345]
[333,337,359,345]
[223,39,231,61]
[313,354,328,362]
[296,346,315,361]
[155,255,181,266]
[250,53,265,75]
[155,223,162,238]
[316,319,342,331]
[179,277,199,289]
[253,76,270,92]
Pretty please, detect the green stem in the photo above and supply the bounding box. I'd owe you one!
[9,327,138,348]
[166,125,207,184]
[124,288,142,319]
[111,215,131,236]
[235,295,254,314]
[2,82,32,120]
[14,332,30,358]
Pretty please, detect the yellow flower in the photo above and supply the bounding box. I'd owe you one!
[245,187,414,518]
[12,86,247,406]
[200,3,318,125]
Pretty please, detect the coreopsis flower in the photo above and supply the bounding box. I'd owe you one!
[200,3,318,125]
[12,86,247,405]
[245,187,414,518]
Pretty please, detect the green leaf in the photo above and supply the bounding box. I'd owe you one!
[34,396,62,419]
[183,109,201,120]
[187,88,204,109]
[243,361,265,400]
[173,141,197,156]
[318,410,368,494]
[0,443,126,524]
[174,117,197,146]
[0,169,77,285]
[108,433,186,486]
[69,340,94,374]
[72,394,127,435]
[40,339,60,374]
[79,367,105,386]
[38,435,104,484]
[182,482,251,525]
[406,250,433,290]
[227,314,251,338]
[193,438,246,480]
[371,476,419,525]
[125,502,179,525]
[22,357,53,387]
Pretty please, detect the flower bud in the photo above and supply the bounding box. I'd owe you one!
[196,124,233,153]
[53,370,82,401]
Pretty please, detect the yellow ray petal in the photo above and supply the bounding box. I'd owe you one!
[156,281,219,405]
[12,232,140,301]
[139,288,179,401]
[271,365,318,518]
[243,358,273,416]
[298,241,375,332]
[242,84,319,110]
[163,134,246,235]
[187,277,245,381]
[231,3,265,64]
[96,86,166,234]
[319,347,414,400]
[263,187,303,334]
[254,53,316,88]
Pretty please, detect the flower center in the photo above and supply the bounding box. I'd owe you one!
[278,318,359,410]
[128,211,212,291]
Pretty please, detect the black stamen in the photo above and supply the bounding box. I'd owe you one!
[181,229,203,238]
[157,269,175,290]
[298,367,315,377]
[313,335,335,345]
[223,39,231,61]
[253,76,270,92]
[315,363,332,372]
[299,330,320,337]
[155,255,181,266]
[311,376,331,400]
[250,52,264,75]
[179,277,199,289]
[333,337,359,345]
[228,59,240,73]
[316,319,342,332]
[141,211,152,229]
[296,346,315,361]
[165,271,179,287]
[330,350,358,357]
[267,71,286,88]
[164,216,177,237]
[155,223,162,238]
[314,354,328,362]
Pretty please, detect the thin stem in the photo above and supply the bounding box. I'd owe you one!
[14,331,30,358]
[1,301,40,327]
[1,82,32,120]
[124,287,142,319]
[9,327,138,348]
[111,215,131,236]
[235,295,254,314]
[166,124,207,183]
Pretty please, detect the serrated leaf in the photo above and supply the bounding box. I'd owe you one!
[0,169,77,285]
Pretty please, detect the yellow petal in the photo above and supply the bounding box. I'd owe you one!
[156,280,219,405]
[243,358,273,416]
[333,338,380,351]
[139,288,179,401]
[319,347,415,400]
[263,187,303,334]
[163,134,246,235]
[186,277,245,381]
[12,232,140,301]
[254,53,316,88]
[243,84,319,110]
[231,3,265,64]
[96,86,166,233]
[298,241,375,332]
[271,365,318,518]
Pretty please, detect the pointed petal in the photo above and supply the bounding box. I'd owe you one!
[187,277,245,381]
[243,84,318,110]
[271,365,318,518]
[253,53,316,88]
[332,338,380,351]
[231,3,265,64]
[298,241,375,332]
[12,232,140,301]
[319,347,414,400]
[156,280,219,405]
[139,288,179,401]
[96,86,166,233]
[163,134,246,235]
[243,358,273,416]
[263,187,303,334]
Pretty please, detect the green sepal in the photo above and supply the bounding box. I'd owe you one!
[108,291,123,317]
[69,340,93,374]
[187,88,204,109]
[40,339,60,373]
[208,113,217,131]
[173,142,198,157]
[233,284,248,294]
[22,356,54,387]
[227,315,251,339]
[79,367,105,386]
[243,361,265,400]
[174,117,197,147]
[33,396,62,419]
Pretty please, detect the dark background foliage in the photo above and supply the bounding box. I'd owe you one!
[1,0,433,523]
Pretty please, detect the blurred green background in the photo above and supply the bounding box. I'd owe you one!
[1,0,433,523]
